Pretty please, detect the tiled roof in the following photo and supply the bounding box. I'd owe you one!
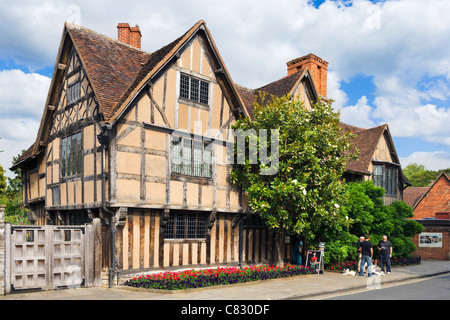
[67,24,151,123]
[340,123,387,175]
[403,187,429,208]
[255,71,304,98]
[235,70,307,119]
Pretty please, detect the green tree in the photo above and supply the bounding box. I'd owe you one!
[0,150,29,225]
[403,163,446,187]
[230,94,358,265]
[324,181,424,265]
[0,163,6,194]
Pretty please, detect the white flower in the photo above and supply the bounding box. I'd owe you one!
[302,188,307,195]
[334,203,340,208]
[292,179,298,185]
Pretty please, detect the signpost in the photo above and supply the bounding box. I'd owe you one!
[305,249,324,275]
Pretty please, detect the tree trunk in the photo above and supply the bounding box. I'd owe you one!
[271,228,285,266]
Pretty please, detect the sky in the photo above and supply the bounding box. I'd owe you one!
[0,0,450,178]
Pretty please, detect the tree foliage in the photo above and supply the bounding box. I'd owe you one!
[323,181,424,265]
[0,150,29,224]
[403,163,450,187]
[230,94,358,264]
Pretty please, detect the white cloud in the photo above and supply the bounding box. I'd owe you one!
[327,70,348,110]
[400,151,450,171]
[0,69,50,177]
[339,96,376,129]
[0,1,70,70]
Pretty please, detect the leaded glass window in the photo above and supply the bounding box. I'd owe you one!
[67,82,80,105]
[372,164,397,197]
[179,73,209,105]
[164,212,207,239]
[171,135,212,178]
[61,132,82,178]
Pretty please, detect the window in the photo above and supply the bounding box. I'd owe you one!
[69,211,89,225]
[435,212,449,220]
[171,135,212,178]
[61,132,82,178]
[179,73,209,105]
[67,82,80,105]
[164,212,207,239]
[52,186,60,205]
[373,165,398,197]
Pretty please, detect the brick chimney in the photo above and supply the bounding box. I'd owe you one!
[117,23,142,49]
[287,53,328,97]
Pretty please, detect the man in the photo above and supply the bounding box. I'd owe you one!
[359,235,373,277]
[356,236,365,273]
[377,235,393,274]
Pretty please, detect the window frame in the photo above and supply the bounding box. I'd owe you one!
[179,73,210,107]
[60,131,83,179]
[373,164,398,197]
[67,81,81,105]
[164,211,207,240]
[171,135,212,179]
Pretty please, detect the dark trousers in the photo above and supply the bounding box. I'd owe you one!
[379,253,391,272]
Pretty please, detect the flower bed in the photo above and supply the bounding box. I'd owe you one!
[327,261,358,272]
[124,264,315,290]
[326,256,421,272]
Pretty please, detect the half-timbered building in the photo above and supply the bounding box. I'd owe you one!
[12,20,410,283]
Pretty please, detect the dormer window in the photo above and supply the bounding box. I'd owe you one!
[180,73,209,105]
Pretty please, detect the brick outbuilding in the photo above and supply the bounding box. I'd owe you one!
[412,172,450,220]
[409,172,450,260]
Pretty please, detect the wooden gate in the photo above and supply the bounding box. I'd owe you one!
[4,222,100,294]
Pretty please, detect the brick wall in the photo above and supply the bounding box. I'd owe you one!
[286,53,329,97]
[0,205,5,295]
[412,223,450,260]
[413,173,450,219]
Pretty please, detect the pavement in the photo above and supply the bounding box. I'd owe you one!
[1,260,449,300]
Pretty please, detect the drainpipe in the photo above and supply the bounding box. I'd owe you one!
[97,124,116,288]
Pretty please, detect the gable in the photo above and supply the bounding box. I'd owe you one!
[236,69,318,119]
[116,32,240,142]
[49,47,101,138]
[111,20,248,128]
[413,172,450,213]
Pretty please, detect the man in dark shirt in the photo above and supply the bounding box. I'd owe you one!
[377,235,393,274]
[359,235,373,277]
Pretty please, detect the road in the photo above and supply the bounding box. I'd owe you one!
[318,273,450,300]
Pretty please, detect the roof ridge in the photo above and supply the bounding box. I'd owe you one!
[65,21,152,55]
[255,70,303,92]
